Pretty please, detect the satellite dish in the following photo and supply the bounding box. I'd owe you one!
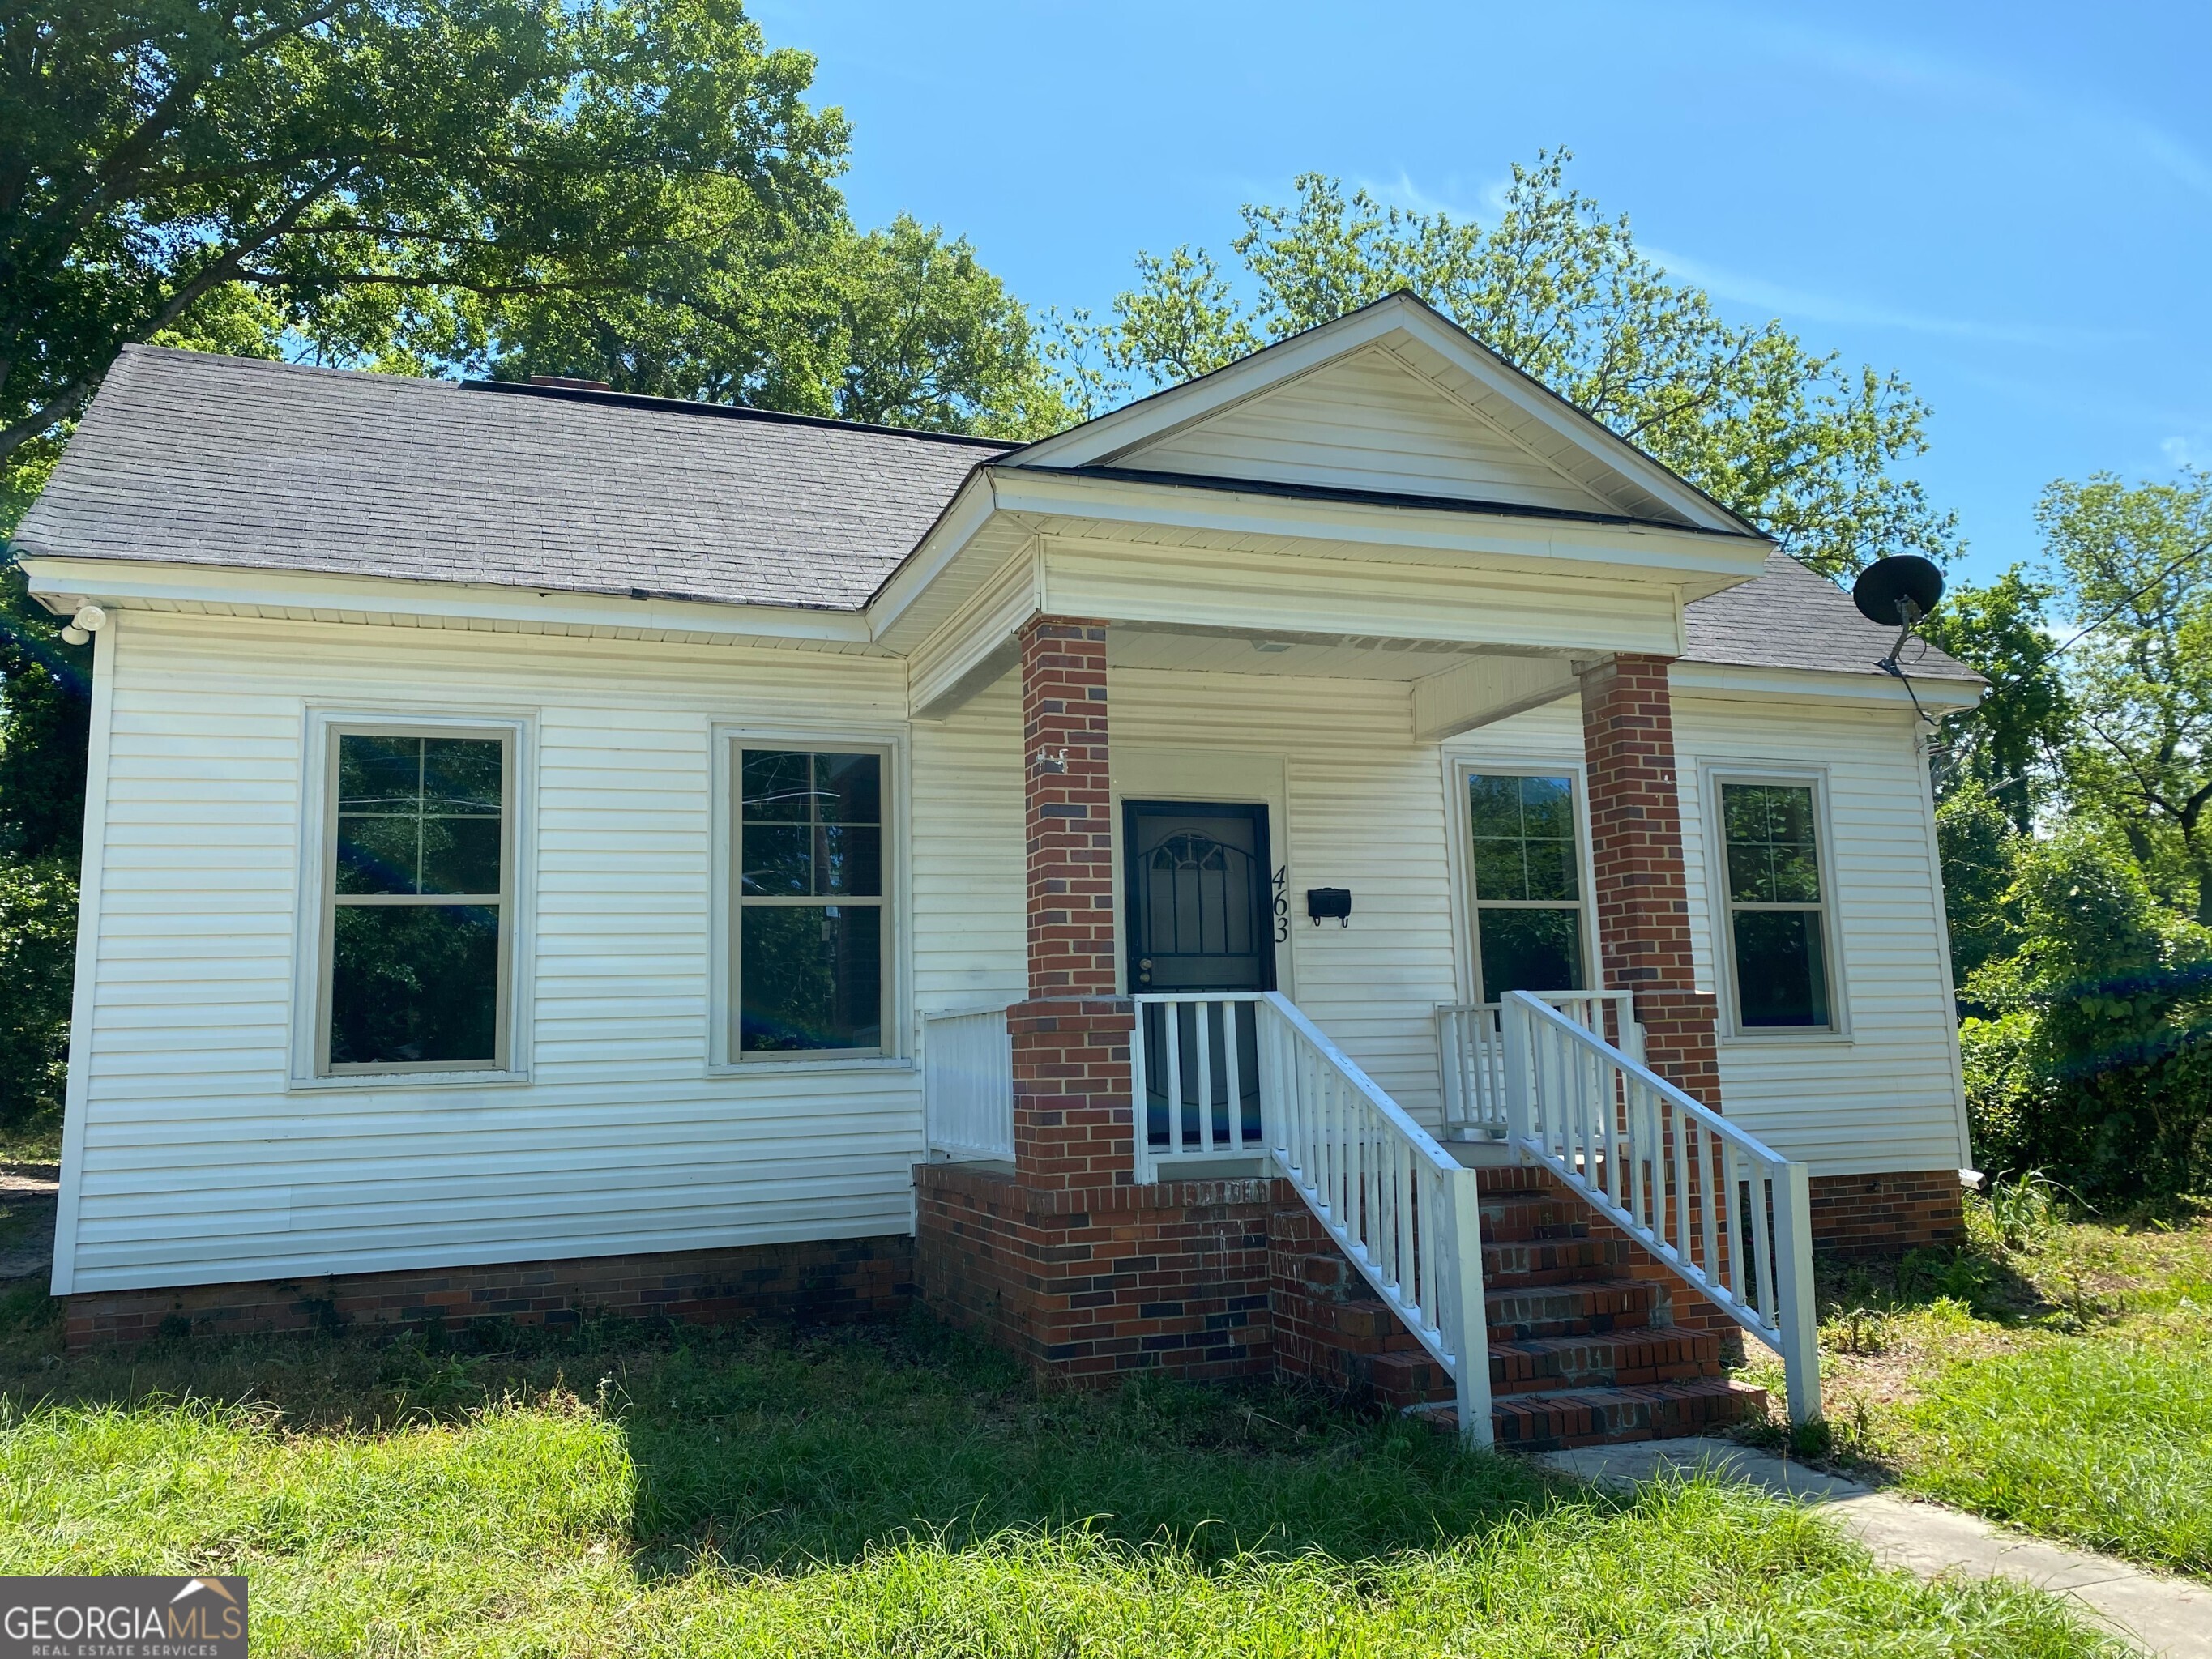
[1853,555,1945,628]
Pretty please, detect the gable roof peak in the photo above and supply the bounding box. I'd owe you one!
[1006,289,1762,539]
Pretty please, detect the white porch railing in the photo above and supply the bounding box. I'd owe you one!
[1501,990,1821,1422]
[1133,991,1495,1447]
[1437,991,1642,1141]
[921,1004,1014,1162]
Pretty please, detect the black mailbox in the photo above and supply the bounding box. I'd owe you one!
[1305,887,1352,927]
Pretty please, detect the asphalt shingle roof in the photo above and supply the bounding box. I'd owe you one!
[15,347,1981,686]
[1683,549,1979,683]
[15,345,1010,612]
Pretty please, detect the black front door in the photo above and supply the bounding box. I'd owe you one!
[1123,801,1275,993]
[1123,801,1275,1155]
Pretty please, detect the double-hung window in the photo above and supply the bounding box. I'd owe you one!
[322,730,512,1073]
[1719,779,1835,1030]
[734,748,887,1056]
[1466,771,1587,999]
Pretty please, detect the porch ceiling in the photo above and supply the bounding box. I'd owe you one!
[1105,622,1539,681]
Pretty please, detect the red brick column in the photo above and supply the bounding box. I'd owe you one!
[1021,617,1115,1000]
[1011,616,1133,1189]
[1579,654,1722,1106]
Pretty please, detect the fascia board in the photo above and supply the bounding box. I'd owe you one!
[17,556,880,647]
[1671,659,1985,710]
[865,469,1003,646]
[984,469,1770,586]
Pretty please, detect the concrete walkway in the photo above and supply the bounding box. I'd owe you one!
[1539,1438,2210,1658]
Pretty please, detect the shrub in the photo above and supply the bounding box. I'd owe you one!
[0,855,75,1137]
[1962,834,2212,1202]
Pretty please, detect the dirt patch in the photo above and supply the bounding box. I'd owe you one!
[0,1164,58,1283]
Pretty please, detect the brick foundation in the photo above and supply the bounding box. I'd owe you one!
[1580,655,1722,1107]
[1808,1169,1966,1257]
[65,1234,912,1350]
[914,1161,1274,1384]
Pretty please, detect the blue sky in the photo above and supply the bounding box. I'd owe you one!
[754,0,2209,583]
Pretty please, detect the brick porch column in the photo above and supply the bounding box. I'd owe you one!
[1010,617,1134,1191]
[1579,654,1723,1106]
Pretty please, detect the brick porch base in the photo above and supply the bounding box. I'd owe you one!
[1808,1169,1967,1257]
[64,1233,912,1350]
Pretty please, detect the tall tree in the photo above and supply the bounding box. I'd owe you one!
[1,0,850,472]
[1046,155,1958,577]
[1919,567,2072,832]
[2039,471,2212,922]
[489,211,1065,435]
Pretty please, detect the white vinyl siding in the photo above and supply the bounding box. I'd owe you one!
[1676,695,1970,1176]
[57,608,1967,1297]
[1121,347,1616,514]
[59,612,940,1294]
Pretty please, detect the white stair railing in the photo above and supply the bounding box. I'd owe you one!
[1437,990,1642,1140]
[921,1004,1014,1162]
[1129,991,1495,1447]
[1501,990,1821,1422]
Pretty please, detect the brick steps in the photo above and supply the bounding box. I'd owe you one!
[1414,1375,1770,1450]
[1288,1164,1768,1450]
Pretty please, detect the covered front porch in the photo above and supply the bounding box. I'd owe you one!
[902,611,1819,1448]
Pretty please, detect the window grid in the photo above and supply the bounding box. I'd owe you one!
[1719,778,1836,1031]
[320,728,514,1076]
[1465,770,1589,1003]
[733,747,889,1058]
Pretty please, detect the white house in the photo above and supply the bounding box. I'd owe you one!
[18,294,1981,1445]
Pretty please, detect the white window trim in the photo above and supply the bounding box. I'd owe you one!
[708,723,911,1073]
[1701,761,1851,1043]
[289,706,537,1088]
[1444,756,1601,1005]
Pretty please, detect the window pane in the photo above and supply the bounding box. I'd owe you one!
[740,902,882,1051]
[742,823,812,894]
[818,825,882,895]
[1467,774,1524,838]
[1517,775,1574,841]
[1471,836,1528,902]
[421,738,502,814]
[1733,910,1831,1027]
[814,752,880,825]
[1522,838,1578,903]
[335,814,417,895]
[330,904,501,1064]
[1478,906,1583,997]
[420,815,502,895]
[338,734,420,813]
[741,751,813,821]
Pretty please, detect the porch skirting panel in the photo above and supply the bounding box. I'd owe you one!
[63,1234,913,1350]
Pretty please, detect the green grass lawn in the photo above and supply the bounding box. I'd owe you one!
[1757,1183,2212,1580]
[0,1285,2121,1657]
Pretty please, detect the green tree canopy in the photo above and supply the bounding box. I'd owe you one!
[1,0,1063,469]
[1919,566,2072,833]
[1046,155,1958,577]
[2037,471,2212,922]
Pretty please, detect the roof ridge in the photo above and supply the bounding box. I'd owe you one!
[460,378,1021,448]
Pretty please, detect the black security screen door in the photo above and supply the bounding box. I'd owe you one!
[1123,801,1275,1154]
